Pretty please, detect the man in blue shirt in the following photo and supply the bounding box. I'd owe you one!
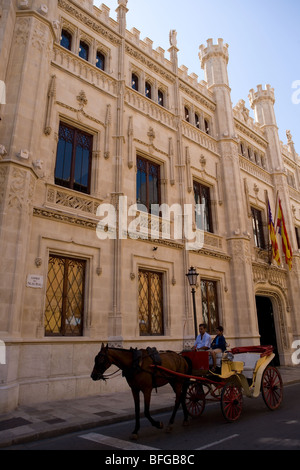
[193,323,211,350]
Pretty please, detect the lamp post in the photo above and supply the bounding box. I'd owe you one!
[186,266,199,339]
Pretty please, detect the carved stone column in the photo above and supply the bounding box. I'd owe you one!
[0,163,37,335]
[0,4,56,412]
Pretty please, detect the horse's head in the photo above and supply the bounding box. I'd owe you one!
[91,343,112,381]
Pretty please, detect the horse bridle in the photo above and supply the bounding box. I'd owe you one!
[95,351,122,380]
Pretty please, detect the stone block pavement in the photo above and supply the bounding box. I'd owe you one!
[0,366,299,448]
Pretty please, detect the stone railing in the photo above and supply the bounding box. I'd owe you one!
[45,184,100,217]
[52,45,117,96]
[182,122,219,155]
[239,155,272,185]
[125,88,176,129]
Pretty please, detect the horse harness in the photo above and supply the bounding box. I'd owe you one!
[124,347,162,387]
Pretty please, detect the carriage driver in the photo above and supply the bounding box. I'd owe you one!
[193,323,211,351]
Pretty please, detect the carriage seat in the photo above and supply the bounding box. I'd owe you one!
[229,361,244,373]
[231,353,261,379]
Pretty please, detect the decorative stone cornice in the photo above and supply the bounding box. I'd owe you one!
[239,155,272,186]
[179,82,216,112]
[58,0,122,46]
[234,118,268,149]
[33,206,98,229]
[252,262,288,291]
[125,44,175,83]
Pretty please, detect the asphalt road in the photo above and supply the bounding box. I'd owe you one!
[2,383,300,455]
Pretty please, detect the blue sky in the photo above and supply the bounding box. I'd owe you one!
[94,0,300,154]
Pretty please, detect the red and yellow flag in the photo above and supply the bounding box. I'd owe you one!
[268,200,281,266]
[277,199,292,270]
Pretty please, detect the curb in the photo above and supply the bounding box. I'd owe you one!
[1,375,299,449]
[0,404,174,449]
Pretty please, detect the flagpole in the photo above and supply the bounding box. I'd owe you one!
[274,190,279,230]
[265,190,272,264]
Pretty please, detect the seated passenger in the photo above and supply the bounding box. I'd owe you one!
[209,326,226,371]
[193,323,211,351]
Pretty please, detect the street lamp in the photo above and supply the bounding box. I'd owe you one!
[186,266,199,339]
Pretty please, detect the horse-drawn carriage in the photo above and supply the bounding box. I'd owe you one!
[160,345,283,422]
[91,343,283,439]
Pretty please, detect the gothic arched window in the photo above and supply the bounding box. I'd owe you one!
[79,41,89,61]
[145,82,152,99]
[60,29,72,51]
[132,73,139,91]
[96,51,105,71]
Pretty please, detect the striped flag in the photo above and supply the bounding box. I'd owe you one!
[277,199,292,270]
[268,199,281,266]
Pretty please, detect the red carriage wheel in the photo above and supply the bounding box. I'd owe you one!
[261,366,283,410]
[221,383,243,422]
[185,383,206,418]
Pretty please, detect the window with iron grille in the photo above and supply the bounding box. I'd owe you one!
[45,255,86,337]
[136,156,161,212]
[200,279,219,334]
[55,122,93,194]
[251,207,266,249]
[138,270,164,336]
[193,180,213,233]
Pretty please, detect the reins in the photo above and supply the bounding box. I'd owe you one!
[101,368,122,380]
[96,346,188,382]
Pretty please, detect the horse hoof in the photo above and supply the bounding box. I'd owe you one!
[130,433,138,441]
[159,421,164,429]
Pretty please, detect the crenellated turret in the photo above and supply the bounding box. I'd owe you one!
[200,38,258,338]
[249,84,276,127]
[249,84,283,171]
[199,38,234,139]
[199,38,229,87]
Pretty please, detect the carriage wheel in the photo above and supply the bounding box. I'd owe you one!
[261,366,283,410]
[221,383,243,422]
[185,383,206,418]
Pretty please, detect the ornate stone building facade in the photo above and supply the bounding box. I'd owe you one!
[0,0,299,412]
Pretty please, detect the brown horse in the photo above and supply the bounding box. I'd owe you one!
[91,344,190,439]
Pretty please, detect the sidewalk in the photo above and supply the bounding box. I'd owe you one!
[0,366,299,448]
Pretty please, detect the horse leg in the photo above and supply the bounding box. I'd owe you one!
[130,388,141,440]
[166,381,182,433]
[180,381,190,426]
[143,388,164,430]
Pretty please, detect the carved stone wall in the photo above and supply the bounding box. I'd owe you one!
[0,0,299,413]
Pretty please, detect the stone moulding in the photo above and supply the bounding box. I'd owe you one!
[46,185,99,215]
[33,206,98,229]
[252,262,288,292]
[52,45,118,97]
[58,0,121,46]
